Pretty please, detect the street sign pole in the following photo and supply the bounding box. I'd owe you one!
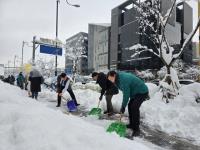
[55,0,60,76]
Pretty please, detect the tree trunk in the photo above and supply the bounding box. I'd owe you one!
[165,65,172,85]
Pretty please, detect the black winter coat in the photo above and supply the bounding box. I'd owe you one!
[29,76,44,92]
[97,72,119,97]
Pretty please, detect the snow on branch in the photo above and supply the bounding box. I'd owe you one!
[126,57,151,62]
[128,44,160,58]
[65,35,87,61]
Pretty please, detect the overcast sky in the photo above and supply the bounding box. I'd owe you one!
[0,0,198,68]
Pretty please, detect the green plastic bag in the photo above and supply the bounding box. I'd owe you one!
[106,121,127,137]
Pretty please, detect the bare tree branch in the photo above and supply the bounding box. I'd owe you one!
[173,16,200,60]
[163,0,177,28]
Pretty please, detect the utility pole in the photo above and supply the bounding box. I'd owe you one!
[54,0,80,76]
[8,60,11,74]
[32,36,36,65]
[13,55,17,74]
[22,41,25,67]
[199,1,200,66]
[55,0,60,76]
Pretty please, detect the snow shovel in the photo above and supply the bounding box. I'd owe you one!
[106,114,127,137]
[62,96,77,112]
[88,100,102,116]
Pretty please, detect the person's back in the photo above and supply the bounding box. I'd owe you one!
[29,69,43,92]
[117,72,148,97]
[107,71,149,137]
[97,72,118,93]
[92,72,118,115]
[17,73,24,89]
[29,68,43,99]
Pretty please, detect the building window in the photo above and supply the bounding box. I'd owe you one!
[121,13,124,26]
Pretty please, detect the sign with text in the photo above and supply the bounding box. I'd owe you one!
[40,44,62,56]
[40,38,62,48]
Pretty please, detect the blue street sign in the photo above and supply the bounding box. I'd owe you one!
[40,44,62,56]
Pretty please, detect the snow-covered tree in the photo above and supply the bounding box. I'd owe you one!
[136,69,156,81]
[128,0,200,100]
[65,35,87,82]
[34,58,55,78]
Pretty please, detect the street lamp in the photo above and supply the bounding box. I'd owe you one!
[65,0,80,7]
[7,60,11,75]
[21,41,29,68]
[13,55,17,74]
[55,0,80,76]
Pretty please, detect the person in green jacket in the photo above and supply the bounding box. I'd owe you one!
[17,72,25,89]
[107,71,149,137]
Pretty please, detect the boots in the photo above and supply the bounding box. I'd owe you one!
[131,129,140,137]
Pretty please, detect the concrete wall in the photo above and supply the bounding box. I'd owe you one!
[165,22,181,45]
[110,8,121,70]
[193,42,200,60]
[183,2,193,34]
[120,20,140,62]
[88,24,95,71]
[88,24,110,72]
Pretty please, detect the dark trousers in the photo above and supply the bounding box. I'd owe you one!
[32,92,38,100]
[105,95,113,113]
[19,83,24,89]
[57,89,78,106]
[128,93,148,131]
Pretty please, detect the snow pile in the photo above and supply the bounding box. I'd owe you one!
[39,81,200,145]
[0,81,153,150]
[72,82,200,144]
[72,83,158,113]
[72,82,101,92]
[136,70,155,81]
[141,83,200,144]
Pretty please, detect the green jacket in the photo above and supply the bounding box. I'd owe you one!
[115,72,148,108]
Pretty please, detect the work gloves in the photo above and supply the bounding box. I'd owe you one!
[120,106,125,114]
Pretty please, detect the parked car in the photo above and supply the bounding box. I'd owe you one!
[179,79,194,85]
[151,79,195,86]
[151,79,160,86]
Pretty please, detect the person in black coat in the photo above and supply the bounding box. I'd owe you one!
[56,73,79,107]
[29,68,44,100]
[92,72,119,115]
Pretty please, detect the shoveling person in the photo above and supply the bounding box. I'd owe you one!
[107,71,149,137]
[56,73,79,107]
[29,68,44,100]
[92,72,119,116]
